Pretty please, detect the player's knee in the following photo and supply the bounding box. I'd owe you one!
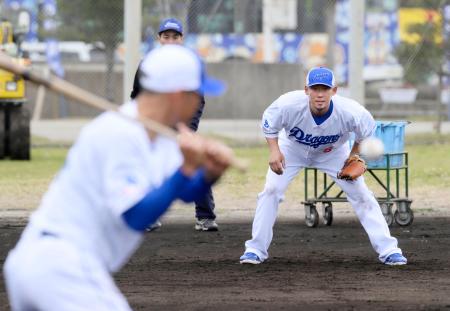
[264,184,277,195]
[260,184,284,197]
[348,194,365,205]
[345,184,375,204]
[348,192,377,208]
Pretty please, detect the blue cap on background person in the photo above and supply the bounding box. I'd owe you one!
[306,67,335,88]
[158,18,183,35]
[139,45,226,97]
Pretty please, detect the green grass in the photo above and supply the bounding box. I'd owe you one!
[0,148,67,209]
[0,148,67,181]
[407,144,450,187]
[1,140,449,210]
[405,133,450,145]
[404,115,440,122]
[220,140,450,200]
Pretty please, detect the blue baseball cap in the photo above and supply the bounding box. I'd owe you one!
[306,67,335,88]
[139,45,226,97]
[158,18,183,35]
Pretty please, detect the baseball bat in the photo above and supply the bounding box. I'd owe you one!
[0,52,247,172]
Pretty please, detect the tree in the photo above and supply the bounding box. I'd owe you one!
[399,0,447,8]
[395,20,447,85]
[395,8,450,132]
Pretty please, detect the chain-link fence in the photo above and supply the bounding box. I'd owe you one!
[0,0,125,118]
[0,0,449,130]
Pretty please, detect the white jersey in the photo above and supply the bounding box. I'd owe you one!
[23,101,183,272]
[244,90,402,263]
[262,90,376,158]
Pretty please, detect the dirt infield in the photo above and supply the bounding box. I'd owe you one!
[1,217,449,310]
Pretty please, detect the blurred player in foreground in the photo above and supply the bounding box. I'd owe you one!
[131,18,219,232]
[4,45,231,310]
[240,67,407,266]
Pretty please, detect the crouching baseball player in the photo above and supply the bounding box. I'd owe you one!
[240,67,407,266]
[4,45,231,310]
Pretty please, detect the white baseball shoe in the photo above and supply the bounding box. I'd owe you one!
[384,253,407,265]
[195,218,218,231]
[145,220,162,232]
[240,252,262,264]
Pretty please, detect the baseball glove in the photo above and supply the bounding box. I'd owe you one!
[337,155,367,181]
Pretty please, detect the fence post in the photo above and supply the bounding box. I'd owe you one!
[262,0,274,63]
[124,0,142,103]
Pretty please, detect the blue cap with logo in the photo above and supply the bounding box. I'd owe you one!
[158,18,183,35]
[306,67,335,88]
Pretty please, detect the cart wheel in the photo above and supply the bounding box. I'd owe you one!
[322,203,333,226]
[305,204,319,228]
[394,209,414,226]
[380,203,394,227]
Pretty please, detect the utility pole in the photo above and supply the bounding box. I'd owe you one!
[263,0,274,63]
[325,0,336,70]
[124,0,142,102]
[436,71,443,134]
[349,0,365,105]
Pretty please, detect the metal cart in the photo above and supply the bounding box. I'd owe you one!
[302,152,414,228]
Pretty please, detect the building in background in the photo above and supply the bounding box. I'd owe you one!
[180,0,402,85]
[5,0,443,88]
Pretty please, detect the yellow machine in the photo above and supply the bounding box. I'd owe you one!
[0,21,26,99]
[0,21,30,160]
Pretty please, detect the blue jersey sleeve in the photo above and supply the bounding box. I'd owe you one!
[122,168,190,231]
[122,168,214,231]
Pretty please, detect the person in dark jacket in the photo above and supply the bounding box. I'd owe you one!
[130,18,218,232]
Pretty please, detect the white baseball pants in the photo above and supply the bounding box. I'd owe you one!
[4,227,132,311]
[244,142,402,263]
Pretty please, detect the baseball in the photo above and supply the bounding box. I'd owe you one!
[359,137,384,160]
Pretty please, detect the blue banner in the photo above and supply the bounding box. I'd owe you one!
[46,39,64,77]
[335,0,400,84]
[41,0,64,77]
